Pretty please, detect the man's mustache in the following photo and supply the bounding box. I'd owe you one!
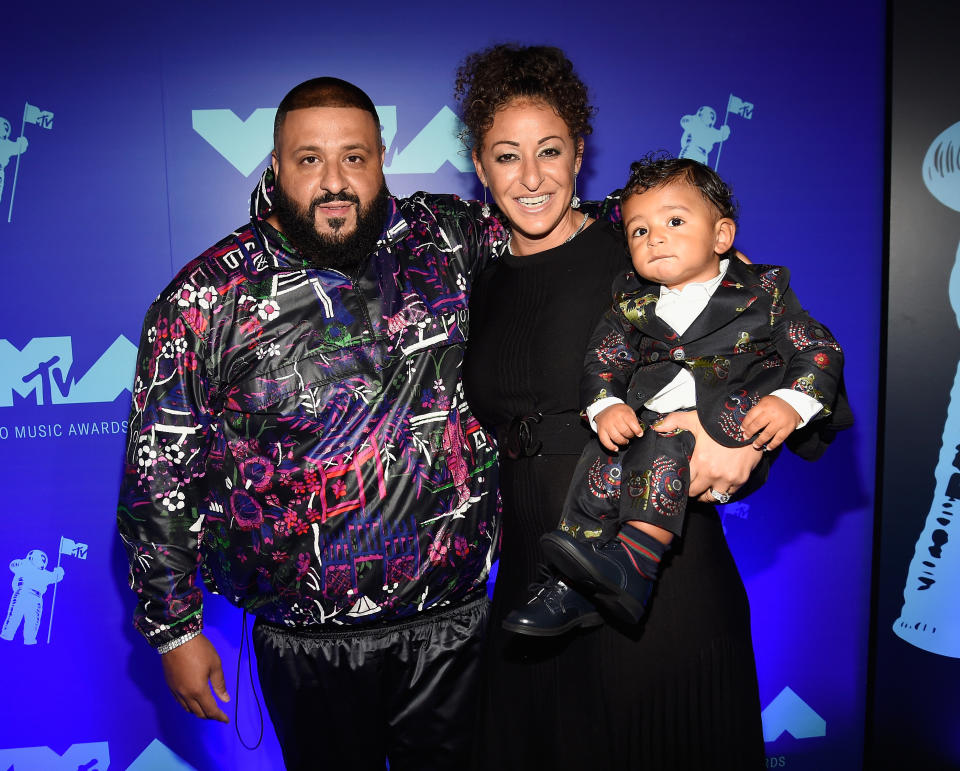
[311,191,361,212]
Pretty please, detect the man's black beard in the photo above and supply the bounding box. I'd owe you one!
[271,178,390,273]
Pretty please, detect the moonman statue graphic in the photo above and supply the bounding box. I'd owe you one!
[0,118,29,204]
[679,106,729,164]
[1,550,63,645]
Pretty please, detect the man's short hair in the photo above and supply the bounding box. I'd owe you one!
[274,77,381,149]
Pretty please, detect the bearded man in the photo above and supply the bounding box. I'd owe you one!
[118,77,504,770]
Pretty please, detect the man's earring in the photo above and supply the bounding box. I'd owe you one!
[481,185,491,218]
[571,175,581,209]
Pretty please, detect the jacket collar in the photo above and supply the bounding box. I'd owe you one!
[248,167,409,270]
[680,256,761,342]
[622,256,761,342]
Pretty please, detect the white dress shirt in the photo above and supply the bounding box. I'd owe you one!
[585,259,822,431]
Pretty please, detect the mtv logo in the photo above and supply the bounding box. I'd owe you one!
[761,686,827,742]
[0,335,136,407]
[192,108,276,178]
[0,741,109,770]
[382,107,472,175]
[192,105,472,178]
[126,739,195,770]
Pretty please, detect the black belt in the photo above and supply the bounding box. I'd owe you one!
[497,411,592,459]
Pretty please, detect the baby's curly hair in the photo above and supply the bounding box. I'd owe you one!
[454,44,594,149]
[623,153,739,222]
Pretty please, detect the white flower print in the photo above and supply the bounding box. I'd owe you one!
[256,341,282,359]
[174,283,197,308]
[160,490,186,512]
[197,286,220,309]
[257,299,280,321]
[137,439,158,468]
[163,444,185,465]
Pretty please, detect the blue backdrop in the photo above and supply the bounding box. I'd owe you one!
[0,3,883,769]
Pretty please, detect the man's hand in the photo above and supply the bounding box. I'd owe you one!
[595,403,644,452]
[652,410,763,502]
[161,633,230,723]
[741,395,801,451]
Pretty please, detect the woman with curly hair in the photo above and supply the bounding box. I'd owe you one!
[457,44,766,769]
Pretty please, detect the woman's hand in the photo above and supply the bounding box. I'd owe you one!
[652,411,763,502]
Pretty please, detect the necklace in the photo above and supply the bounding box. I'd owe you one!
[507,211,589,255]
[565,211,590,243]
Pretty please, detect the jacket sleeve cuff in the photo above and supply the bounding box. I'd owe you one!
[136,604,204,653]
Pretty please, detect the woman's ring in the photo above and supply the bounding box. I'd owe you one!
[709,488,731,504]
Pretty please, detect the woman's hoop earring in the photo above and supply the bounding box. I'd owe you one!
[570,175,581,209]
[481,185,491,218]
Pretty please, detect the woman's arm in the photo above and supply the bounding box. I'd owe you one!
[652,410,763,501]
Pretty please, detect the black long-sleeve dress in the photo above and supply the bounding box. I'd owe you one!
[464,219,765,770]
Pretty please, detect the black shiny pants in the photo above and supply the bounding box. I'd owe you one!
[253,596,489,771]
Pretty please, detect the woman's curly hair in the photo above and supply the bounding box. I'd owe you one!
[454,44,594,149]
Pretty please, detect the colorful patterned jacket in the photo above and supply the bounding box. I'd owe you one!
[582,258,852,460]
[117,170,507,650]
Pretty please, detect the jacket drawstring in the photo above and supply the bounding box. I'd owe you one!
[235,608,264,750]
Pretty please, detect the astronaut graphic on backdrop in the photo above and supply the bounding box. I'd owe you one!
[679,96,753,170]
[1,550,62,645]
[0,117,29,204]
[679,106,729,164]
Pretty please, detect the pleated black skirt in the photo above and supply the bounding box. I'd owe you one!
[474,453,765,770]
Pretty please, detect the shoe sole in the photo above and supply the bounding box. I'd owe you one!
[501,610,603,637]
[541,533,646,625]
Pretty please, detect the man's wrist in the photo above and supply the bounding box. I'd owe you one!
[156,630,201,655]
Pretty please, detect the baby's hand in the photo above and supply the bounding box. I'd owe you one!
[741,395,801,451]
[595,404,643,452]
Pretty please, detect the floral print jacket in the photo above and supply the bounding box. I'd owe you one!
[118,170,507,650]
